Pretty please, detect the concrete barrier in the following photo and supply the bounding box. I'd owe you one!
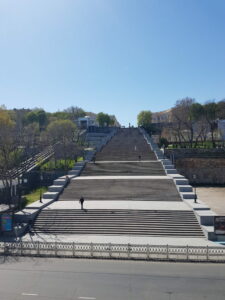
[42,192,59,200]
[48,185,64,193]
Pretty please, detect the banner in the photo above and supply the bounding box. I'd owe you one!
[214,216,225,235]
[1,214,13,232]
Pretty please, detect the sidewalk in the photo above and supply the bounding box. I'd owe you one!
[21,232,217,247]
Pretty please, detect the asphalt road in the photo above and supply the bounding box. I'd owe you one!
[0,257,225,300]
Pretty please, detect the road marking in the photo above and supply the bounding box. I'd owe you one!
[78,297,96,300]
[22,293,38,296]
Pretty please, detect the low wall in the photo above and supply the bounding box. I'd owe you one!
[175,158,225,185]
[165,148,225,160]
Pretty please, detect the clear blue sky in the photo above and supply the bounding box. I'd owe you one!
[1,0,225,126]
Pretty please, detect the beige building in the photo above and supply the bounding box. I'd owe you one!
[151,109,172,123]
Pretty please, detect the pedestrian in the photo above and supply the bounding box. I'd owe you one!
[79,197,84,210]
[39,191,43,203]
[138,155,141,161]
[66,175,70,186]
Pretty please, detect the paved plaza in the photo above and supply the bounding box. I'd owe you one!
[196,187,225,215]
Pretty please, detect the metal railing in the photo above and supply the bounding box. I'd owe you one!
[0,241,225,262]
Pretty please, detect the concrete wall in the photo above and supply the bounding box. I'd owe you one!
[165,148,225,160]
[175,158,225,185]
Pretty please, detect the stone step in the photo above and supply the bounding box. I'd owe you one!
[182,192,196,199]
[175,179,189,185]
[178,185,193,192]
[42,192,59,199]
[161,159,172,165]
[48,185,64,193]
[53,179,67,186]
[166,169,178,174]
[33,208,204,237]
[68,170,80,175]
[164,165,175,169]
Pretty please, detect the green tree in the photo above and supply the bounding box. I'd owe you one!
[23,109,48,130]
[64,106,86,120]
[137,110,152,128]
[171,98,196,146]
[190,103,204,121]
[190,103,208,146]
[24,111,38,124]
[46,120,77,167]
[96,112,111,127]
[0,110,23,206]
[217,100,225,120]
[36,110,48,130]
[203,101,218,147]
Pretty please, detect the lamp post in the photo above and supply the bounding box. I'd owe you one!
[39,172,43,203]
[193,174,197,203]
[18,176,22,210]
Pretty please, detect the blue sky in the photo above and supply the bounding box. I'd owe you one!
[0,0,225,126]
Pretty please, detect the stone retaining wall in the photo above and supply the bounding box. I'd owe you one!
[165,148,225,160]
[175,158,225,185]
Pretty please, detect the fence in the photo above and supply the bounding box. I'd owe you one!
[0,241,225,262]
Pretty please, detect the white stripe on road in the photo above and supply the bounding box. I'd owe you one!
[78,297,96,300]
[22,293,38,296]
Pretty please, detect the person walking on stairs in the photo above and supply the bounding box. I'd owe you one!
[79,197,84,210]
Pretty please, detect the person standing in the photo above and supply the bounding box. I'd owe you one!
[79,197,84,210]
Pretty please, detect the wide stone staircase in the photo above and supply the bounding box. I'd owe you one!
[33,128,204,239]
[81,161,165,176]
[95,128,156,161]
[58,178,181,201]
[34,209,204,237]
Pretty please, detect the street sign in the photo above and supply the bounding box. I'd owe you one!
[1,213,13,232]
[214,216,225,235]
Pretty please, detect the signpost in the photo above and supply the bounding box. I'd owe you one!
[214,216,225,235]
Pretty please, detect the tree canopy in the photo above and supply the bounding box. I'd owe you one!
[137,110,152,128]
[96,112,114,127]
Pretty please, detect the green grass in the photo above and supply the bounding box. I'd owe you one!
[40,157,83,171]
[166,141,224,149]
[22,187,48,207]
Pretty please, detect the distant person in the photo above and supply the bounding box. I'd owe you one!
[138,155,141,161]
[65,175,70,187]
[39,192,43,203]
[93,155,96,164]
[79,197,84,210]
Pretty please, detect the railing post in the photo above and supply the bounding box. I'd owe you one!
[73,242,75,257]
[20,242,23,256]
[128,243,131,259]
[37,241,40,256]
[167,244,169,260]
[4,242,7,255]
[109,243,112,258]
[55,242,57,256]
[90,243,93,257]
[147,244,150,260]
[186,245,189,261]
[206,246,209,261]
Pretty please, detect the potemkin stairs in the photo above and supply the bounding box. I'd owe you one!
[33,128,207,240]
